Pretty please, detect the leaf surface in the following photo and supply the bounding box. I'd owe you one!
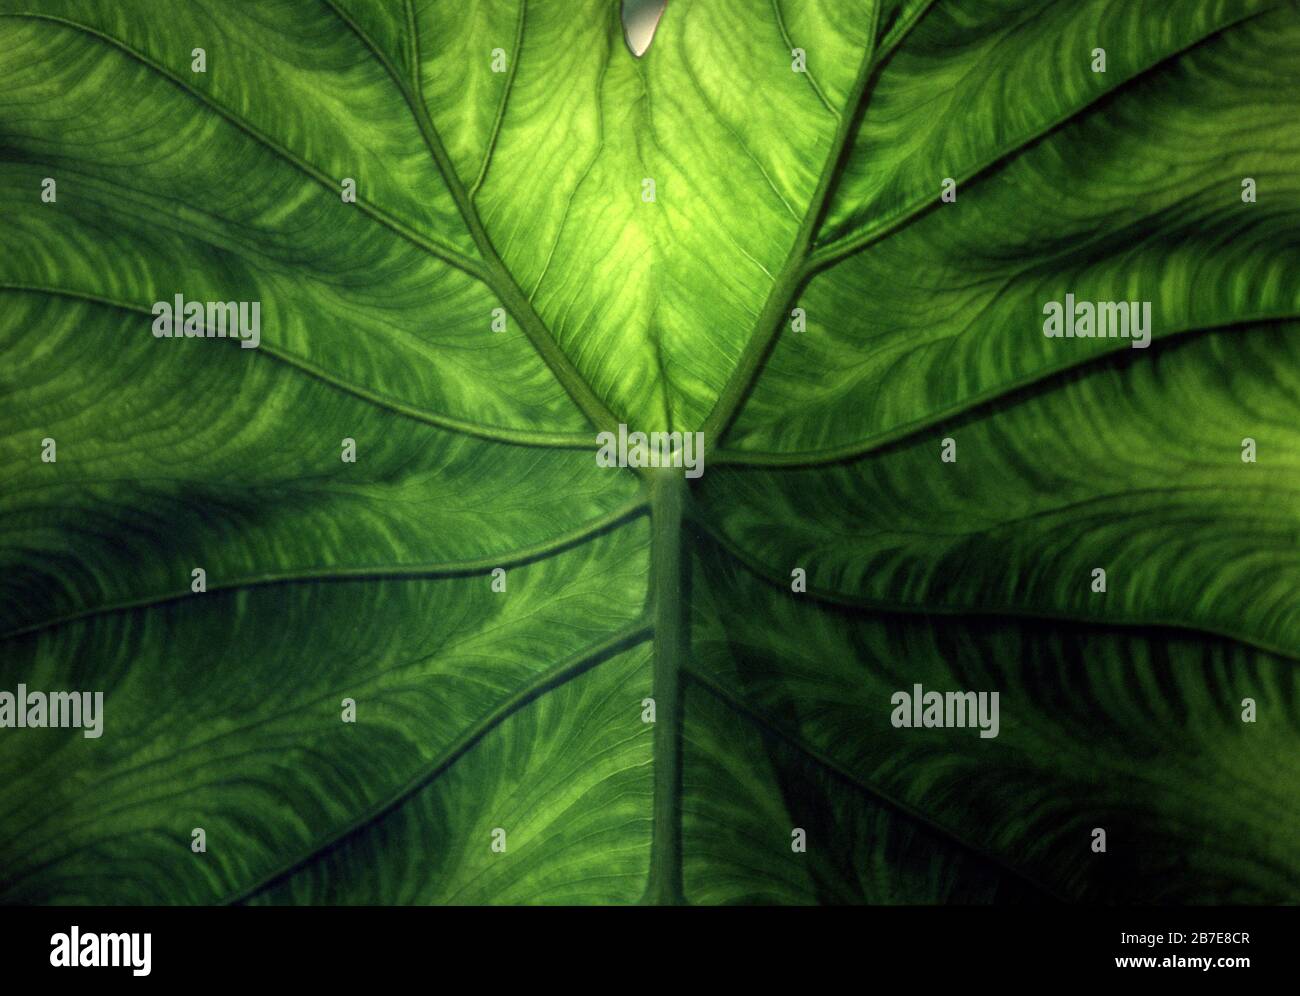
[1,0,1298,904]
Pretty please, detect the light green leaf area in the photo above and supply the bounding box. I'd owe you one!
[1,0,1297,904]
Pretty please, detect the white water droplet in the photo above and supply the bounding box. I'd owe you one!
[622,0,667,58]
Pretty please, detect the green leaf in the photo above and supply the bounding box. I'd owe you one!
[1,0,1298,905]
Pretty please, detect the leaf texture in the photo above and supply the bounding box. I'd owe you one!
[1,0,1298,905]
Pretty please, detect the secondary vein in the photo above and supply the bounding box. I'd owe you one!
[219,618,655,906]
[470,0,527,199]
[697,0,889,443]
[326,2,637,461]
[684,667,1067,903]
[688,513,1300,666]
[1,498,649,644]
[0,283,596,451]
[711,313,1300,468]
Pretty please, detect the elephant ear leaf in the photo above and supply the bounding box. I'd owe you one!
[1,0,1299,907]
